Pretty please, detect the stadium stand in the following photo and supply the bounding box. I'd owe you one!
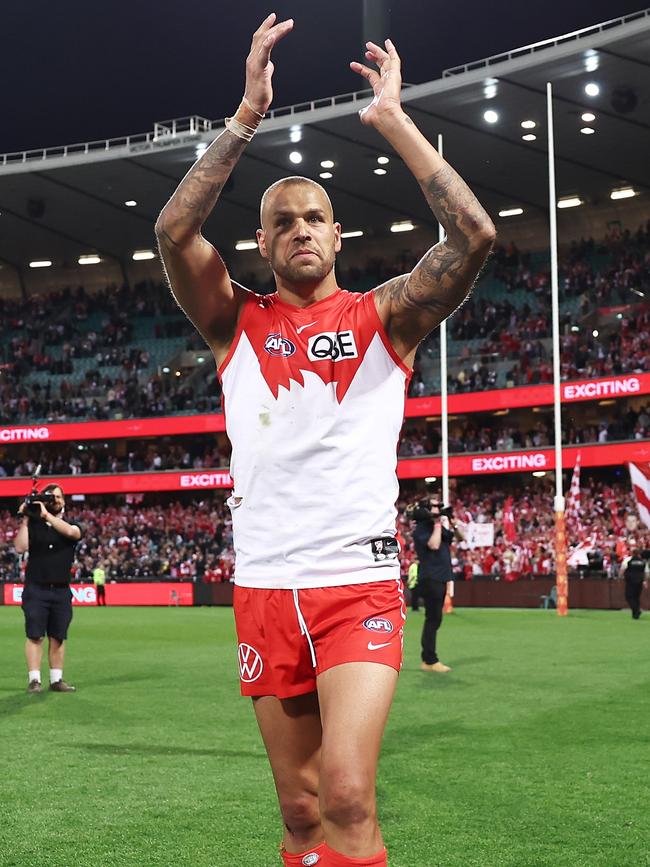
[1,474,648,584]
[1,224,648,421]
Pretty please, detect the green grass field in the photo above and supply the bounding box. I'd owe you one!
[0,605,648,867]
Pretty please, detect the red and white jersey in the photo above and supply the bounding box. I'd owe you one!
[219,288,410,589]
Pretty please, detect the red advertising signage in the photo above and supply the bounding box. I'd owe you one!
[0,414,225,444]
[4,582,193,606]
[1,374,648,448]
[406,372,650,417]
[0,470,233,497]
[105,582,193,606]
[5,583,98,606]
[399,440,650,478]
[1,441,649,496]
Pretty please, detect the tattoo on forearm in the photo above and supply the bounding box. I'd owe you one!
[158,130,247,237]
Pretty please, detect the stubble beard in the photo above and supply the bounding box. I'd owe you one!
[270,251,336,288]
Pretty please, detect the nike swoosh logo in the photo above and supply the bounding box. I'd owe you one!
[296,321,317,334]
[367,641,391,651]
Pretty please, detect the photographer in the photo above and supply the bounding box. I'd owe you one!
[15,484,82,693]
[411,496,465,673]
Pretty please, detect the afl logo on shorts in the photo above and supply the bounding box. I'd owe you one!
[363,617,394,634]
[238,643,264,682]
[264,333,296,357]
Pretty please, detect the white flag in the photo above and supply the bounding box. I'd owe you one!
[629,462,650,530]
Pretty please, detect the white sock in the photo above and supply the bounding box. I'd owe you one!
[28,669,41,683]
[50,668,63,684]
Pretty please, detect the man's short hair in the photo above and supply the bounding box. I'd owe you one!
[260,176,333,226]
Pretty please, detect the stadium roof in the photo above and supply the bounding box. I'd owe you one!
[0,9,648,277]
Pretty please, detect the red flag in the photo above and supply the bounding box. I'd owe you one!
[629,462,650,529]
[565,451,582,542]
[503,496,516,543]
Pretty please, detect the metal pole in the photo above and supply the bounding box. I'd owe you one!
[438,134,449,507]
[438,133,454,616]
[547,82,568,616]
[362,0,390,46]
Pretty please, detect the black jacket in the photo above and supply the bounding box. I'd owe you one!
[413,522,454,586]
[25,517,82,586]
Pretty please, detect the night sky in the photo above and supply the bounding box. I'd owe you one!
[2,0,646,153]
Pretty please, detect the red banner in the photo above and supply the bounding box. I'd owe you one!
[105,582,193,606]
[0,440,649,495]
[406,372,650,417]
[1,373,648,448]
[399,440,650,478]
[4,582,193,606]
[0,414,225,445]
[0,470,233,497]
[5,583,97,606]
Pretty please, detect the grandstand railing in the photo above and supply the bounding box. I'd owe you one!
[1,7,649,170]
[442,8,650,76]
[0,88,375,169]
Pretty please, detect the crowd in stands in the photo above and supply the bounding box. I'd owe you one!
[0,476,648,583]
[396,477,650,582]
[0,438,231,478]
[397,401,650,457]
[1,223,649,420]
[1,397,648,478]
[0,498,234,583]
[0,372,218,424]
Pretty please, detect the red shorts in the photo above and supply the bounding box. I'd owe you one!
[233,579,406,698]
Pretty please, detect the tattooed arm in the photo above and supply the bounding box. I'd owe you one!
[155,14,293,364]
[351,40,495,365]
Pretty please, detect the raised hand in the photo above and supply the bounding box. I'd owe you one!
[244,12,294,116]
[350,39,403,127]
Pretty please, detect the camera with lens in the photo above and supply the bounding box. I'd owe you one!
[23,490,56,519]
[406,499,454,524]
[18,466,55,520]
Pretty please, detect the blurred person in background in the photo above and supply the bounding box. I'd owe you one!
[621,543,649,620]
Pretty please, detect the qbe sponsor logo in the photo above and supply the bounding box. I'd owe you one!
[238,643,264,683]
[180,472,231,488]
[363,617,394,634]
[0,426,50,442]
[471,453,547,472]
[307,330,358,362]
[264,333,296,357]
[563,377,640,400]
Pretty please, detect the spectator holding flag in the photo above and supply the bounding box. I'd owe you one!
[502,496,516,544]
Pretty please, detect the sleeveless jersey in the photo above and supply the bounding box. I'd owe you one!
[219,288,410,589]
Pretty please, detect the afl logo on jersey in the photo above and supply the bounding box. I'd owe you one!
[307,330,358,362]
[363,617,394,634]
[264,333,296,357]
